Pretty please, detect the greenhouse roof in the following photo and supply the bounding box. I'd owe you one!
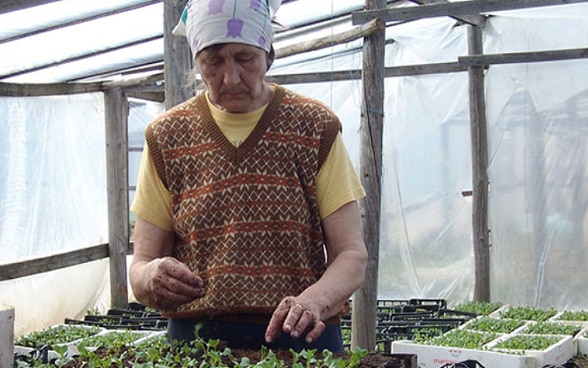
[0,0,367,84]
[2,0,584,85]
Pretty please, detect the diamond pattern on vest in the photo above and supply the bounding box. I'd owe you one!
[146,87,340,319]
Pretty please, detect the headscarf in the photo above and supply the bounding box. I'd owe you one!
[173,0,282,57]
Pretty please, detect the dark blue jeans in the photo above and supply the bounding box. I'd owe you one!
[167,318,344,352]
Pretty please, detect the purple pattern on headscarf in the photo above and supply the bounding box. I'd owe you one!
[258,36,267,49]
[208,0,224,15]
[192,39,199,52]
[226,18,244,38]
[250,0,261,11]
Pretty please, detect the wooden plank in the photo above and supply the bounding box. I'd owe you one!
[127,91,165,103]
[2,48,583,98]
[384,61,468,76]
[0,244,109,281]
[269,62,467,85]
[352,0,588,25]
[163,0,194,109]
[102,73,164,94]
[104,87,130,308]
[0,82,102,97]
[31,45,583,94]
[410,0,486,26]
[459,47,588,66]
[467,25,491,302]
[352,0,386,353]
[0,61,465,98]
[0,304,14,368]
[276,18,385,59]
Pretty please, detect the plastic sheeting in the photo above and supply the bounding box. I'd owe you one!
[280,5,588,309]
[379,19,474,303]
[379,5,588,309]
[0,94,110,336]
[0,94,108,263]
[0,1,165,83]
[484,5,588,309]
[0,94,163,337]
[2,3,588,337]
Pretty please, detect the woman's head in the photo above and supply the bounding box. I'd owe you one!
[196,43,273,113]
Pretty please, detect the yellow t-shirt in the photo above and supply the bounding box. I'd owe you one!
[131,97,365,231]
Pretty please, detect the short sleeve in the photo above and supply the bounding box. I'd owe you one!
[131,144,174,231]
[316,133,365,219]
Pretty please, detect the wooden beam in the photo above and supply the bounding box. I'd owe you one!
[127,91,165,103]
[0,81,102,97]
[0,61,466,97]
[104,87,130,309]
[269,62,467,85]
[459,47,588,66]
[163,0,194,109]
[384,61,468,76]
[276,18,385,59]
[103,73,164,91]
[467,25,491,302]
[352,0,588,25]
[17,47,582,99]
[409,0,486,26]
[0,244,109,281]
[352,0,386,353]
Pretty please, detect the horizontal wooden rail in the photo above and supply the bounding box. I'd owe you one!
[276,18,385,59]
[459,48,588,66]
[352,0,588,25]
[6,46,585,97]
[0,243,111,281]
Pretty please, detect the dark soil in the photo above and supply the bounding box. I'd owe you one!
[575,354,588,367]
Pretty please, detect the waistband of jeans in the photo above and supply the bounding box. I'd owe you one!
[211,313,341,326]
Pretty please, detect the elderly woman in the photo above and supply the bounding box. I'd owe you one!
[129,0,367,352]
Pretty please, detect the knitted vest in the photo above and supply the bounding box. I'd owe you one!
[145,85,341,320]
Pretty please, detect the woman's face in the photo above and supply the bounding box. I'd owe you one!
[196,43,271,113]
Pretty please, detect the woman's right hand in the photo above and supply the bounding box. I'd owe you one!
[140,256,205,310]
[129,217,205,311]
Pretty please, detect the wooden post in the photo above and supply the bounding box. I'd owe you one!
[467,25,491,302]
[352,3,386,351]
[105,87,130,308]
[0,304,14,368]
[163,0,194,109]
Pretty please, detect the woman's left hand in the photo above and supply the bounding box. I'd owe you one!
[265,296,326,344]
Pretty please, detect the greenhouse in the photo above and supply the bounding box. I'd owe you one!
[1,0,588,367]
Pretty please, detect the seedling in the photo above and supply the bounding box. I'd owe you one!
[453,301,503,316]
[16,324,102,349]
[498,306,557,322]
[522,321,581,336]
[494,335,562,351]
[556,310,588,322]
[464,317,525,334]
[419,329,497,349]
